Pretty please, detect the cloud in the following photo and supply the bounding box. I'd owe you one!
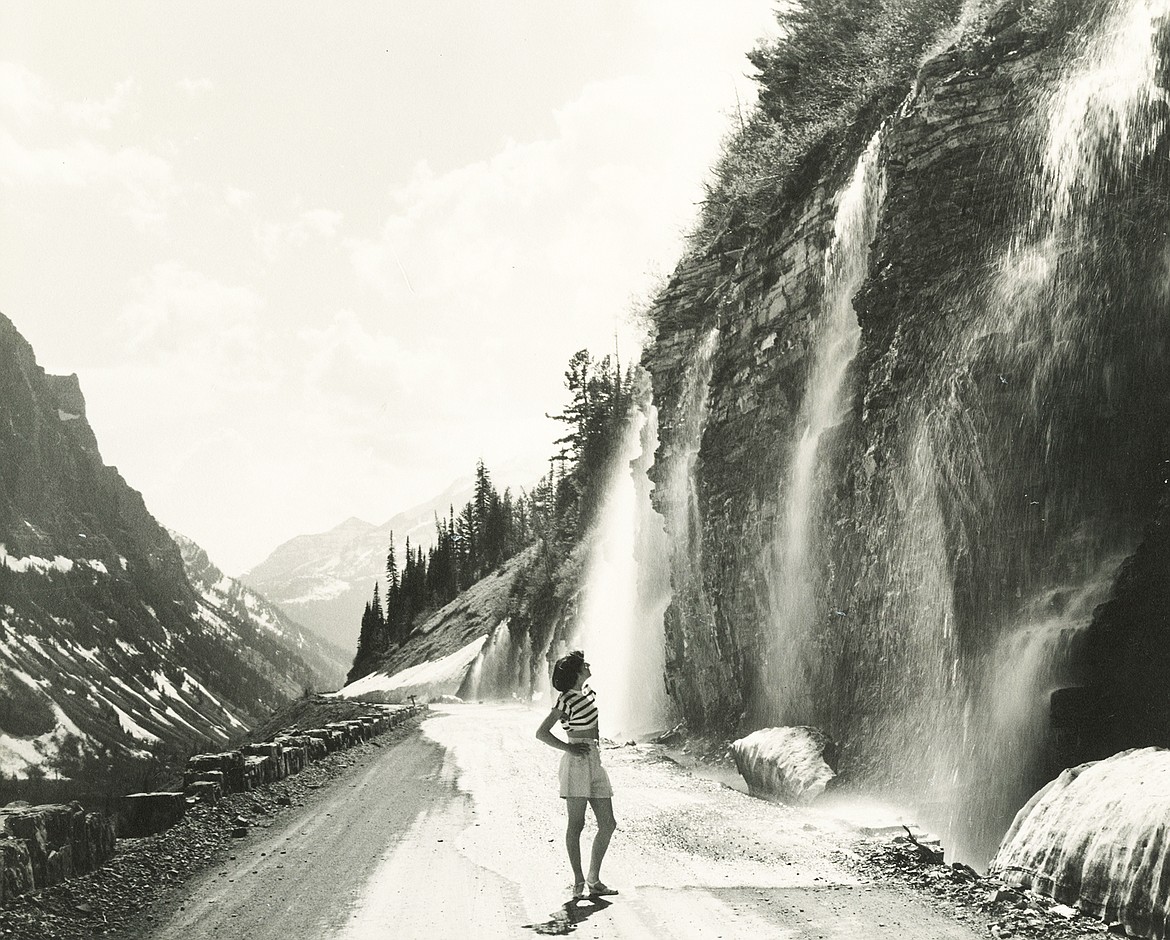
[296,308,443,407]
[0,64,175,227]
[0,62,52,125]
[346,68,733,352]
[64,77,136,131]
[224,186,254,209]
[178,77,214,97]
[120,261,265,361]
[255,208,345,260]
[0,131,176,227]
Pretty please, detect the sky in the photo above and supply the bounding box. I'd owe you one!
[0,2,777,575]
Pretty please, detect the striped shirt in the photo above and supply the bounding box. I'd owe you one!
[556,685,599,734]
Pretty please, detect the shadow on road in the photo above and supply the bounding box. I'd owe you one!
[521,897,614,935]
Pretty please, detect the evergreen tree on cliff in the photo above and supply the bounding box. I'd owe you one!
[347,597,378,685]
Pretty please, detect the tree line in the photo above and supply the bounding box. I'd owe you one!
[346,349,635,685]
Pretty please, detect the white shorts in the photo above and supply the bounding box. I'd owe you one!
[558,741,613,799]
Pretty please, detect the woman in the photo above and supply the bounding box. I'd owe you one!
[535,650,619,899]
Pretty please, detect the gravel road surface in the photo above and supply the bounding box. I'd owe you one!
[142,704,983,939]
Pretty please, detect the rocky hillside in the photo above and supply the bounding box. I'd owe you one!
[171,532,349,692]
[0,311,335,781]
[336,548,536,703]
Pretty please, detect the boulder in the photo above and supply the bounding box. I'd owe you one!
[182,769,227,794]
[185,781,222,804]
[86,811,116,864]
[0,803,113,896]
[186,751,245,792]
[731,726,838,805]
[989,747,1170,939]
[243,754,271,789]
[120,792,185,837]
[0,837,33,903]
[242,743,283,781]
[326,722,359,746]
[305,728,342,752]
[286,745,307,774]
[0,805,49,886]
[45,844,72,886]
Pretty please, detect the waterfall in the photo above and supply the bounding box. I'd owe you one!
[986,0,1170,397]
[460,618,533,701]
[1041,0,1170,225]
[571,374,673,738]
[767,128,887,721]
[887,0,1170,865]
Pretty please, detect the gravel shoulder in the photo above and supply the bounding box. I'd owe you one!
[0,713,425,940]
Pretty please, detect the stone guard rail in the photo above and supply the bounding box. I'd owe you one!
[0,704,422,907]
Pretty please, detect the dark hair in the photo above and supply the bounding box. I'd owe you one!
[551,650,585,693]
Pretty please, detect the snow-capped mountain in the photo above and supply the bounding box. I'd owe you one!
[171,531,349,691]
[243,466,540,651]
[0,311,336,778]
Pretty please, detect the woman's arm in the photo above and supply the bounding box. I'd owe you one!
[536,708,588,754]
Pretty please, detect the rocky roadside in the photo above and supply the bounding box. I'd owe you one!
[0,711,425,940]
[843,837,1112,940]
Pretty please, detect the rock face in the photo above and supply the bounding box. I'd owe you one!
[0,802,115,901]
[642,1,1170,864]
[0,312,335,777]
[990,748,1170,939]
[732,727,837,805]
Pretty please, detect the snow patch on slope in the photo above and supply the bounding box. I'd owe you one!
[338,636,488,701]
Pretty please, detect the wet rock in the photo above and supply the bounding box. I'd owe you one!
[731,726,837,805]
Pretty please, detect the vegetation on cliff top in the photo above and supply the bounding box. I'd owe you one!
[690,0,1108,253]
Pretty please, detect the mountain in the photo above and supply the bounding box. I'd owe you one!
[0,311,334,781]
[243,467,541,651]
[170,531,350,692]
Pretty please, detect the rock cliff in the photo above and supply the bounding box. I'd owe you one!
[643,1,1170,863]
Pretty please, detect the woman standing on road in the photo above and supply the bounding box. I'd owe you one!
[535,650,619,899]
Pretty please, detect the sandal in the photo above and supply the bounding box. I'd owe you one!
[572,881,587,899]
[586,880,619,897]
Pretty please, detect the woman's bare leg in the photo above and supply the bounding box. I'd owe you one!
[586,798,617,883]
[565,798,588,885]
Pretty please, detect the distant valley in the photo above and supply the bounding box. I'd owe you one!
[0,312,345,783]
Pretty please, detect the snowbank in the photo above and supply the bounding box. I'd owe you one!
[732,726,837,805]
[990,747,1170,939]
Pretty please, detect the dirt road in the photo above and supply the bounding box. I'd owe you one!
[143,704,981,939]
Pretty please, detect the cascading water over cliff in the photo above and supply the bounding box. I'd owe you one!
[644,0,1170,868]
[571,378,673,738]
[765,128,887,723]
